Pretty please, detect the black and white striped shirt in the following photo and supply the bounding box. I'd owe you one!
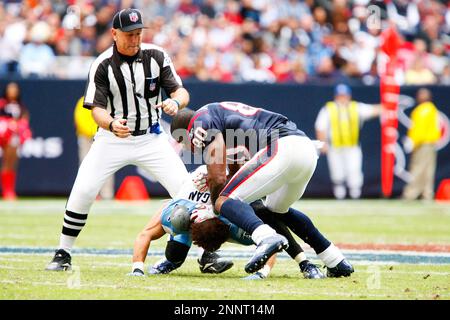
[83,43,182,132]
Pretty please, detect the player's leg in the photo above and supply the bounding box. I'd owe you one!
[265,182,354,277]
[260,138,354,277]
[135,134,190,198]
[217,140,293,273]
[277,207,353,277]
[251,200,325,279]
[149,238,191,275]
[220,136,317,273]
[345,147,363,199]
[46,131,129,271]
[327,148,347,199]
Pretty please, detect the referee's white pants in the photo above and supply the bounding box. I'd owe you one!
[66,128,190,214]
[327,146,363,197]
[225,135,318,213]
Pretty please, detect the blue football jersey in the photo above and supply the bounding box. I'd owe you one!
[160,198,253,247]
[188,101,305,156]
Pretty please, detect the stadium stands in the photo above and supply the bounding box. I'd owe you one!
[0,0,448,85]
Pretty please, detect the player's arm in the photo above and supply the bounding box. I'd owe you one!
[205,132,228,208]
[227,162,242,180]
[131,206,166,269]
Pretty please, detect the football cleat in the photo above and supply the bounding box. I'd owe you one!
[127,269,145,277]
[198,251,234,274]
[242,271,266,280]
[299,260,325,279]
[245,234,289,274]
[45,249,72,271]
[148,259,179,275]
[326,259,354,278]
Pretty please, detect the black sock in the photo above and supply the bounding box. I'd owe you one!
[165,240,190,268]
[278,207,331,254]
[62,210,87,237]
[220,198,264,234]
[251,201,303,259]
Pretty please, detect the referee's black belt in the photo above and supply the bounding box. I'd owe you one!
[131,123,161,136]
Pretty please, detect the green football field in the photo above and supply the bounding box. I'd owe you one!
[0,199,449,300]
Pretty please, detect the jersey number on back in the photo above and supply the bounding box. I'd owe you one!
[192,127,207,148]
[219,102,260,116]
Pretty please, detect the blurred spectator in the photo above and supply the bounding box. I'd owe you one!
[429,41,449,77]
[440,64,450,85]
[0,82,32,200]
[405,56,437,85]
[386,0,420,41]
[200,0,217,18]
[402,88,441,201]
[241,54,276,83]
[0,0,449,85]
[18,21,55,77]
[0,4,27,76]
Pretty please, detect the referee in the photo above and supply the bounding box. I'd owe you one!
[46,8,191,271]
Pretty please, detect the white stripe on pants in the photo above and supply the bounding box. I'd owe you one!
[228,135,318,213]
[66,128,190,214]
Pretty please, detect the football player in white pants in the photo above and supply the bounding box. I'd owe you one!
[170,102,354,275]
[130,166,353,279]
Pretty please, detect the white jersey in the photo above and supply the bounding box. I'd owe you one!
[175,165,211,205]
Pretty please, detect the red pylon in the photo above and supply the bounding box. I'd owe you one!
[115,176,149,201]
[436,179,450,202]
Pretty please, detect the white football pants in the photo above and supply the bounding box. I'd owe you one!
[223,135,318,213]
[66,128,190,214]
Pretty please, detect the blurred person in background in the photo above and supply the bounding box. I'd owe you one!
[440,64,450,85]
[315,83,381,199]
[0,82,32,200]
[0,2,26,77]
[73,96,114,200]
[402,88,441,201]
[385,0,420,41]
[18,21,55,77]
[405,56,437,85]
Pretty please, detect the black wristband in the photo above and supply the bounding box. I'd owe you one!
[108,120,114,132]
[172,99,180,109]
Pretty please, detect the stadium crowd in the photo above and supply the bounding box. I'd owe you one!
[0,0,449,85]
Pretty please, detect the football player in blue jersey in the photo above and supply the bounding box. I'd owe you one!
[128,197,253,276]
[130,166,352,279]
[170,102,354,276]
